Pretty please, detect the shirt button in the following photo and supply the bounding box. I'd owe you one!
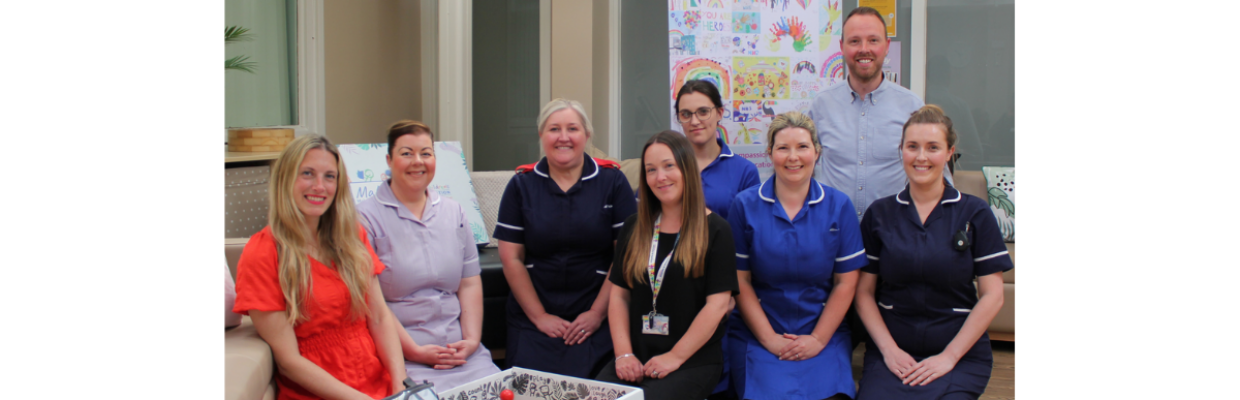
[860,136,865,140]
[858,186,864,191]
[859,161,863,165]
[861,112,866,116]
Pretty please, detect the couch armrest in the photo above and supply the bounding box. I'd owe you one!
[225,316,275,400]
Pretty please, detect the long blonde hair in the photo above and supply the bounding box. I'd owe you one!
[622,131,710,287]
[268,135,373,324]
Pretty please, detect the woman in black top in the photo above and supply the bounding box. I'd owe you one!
[595,131,738,400]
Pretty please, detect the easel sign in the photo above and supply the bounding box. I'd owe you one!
[338,141,491,245]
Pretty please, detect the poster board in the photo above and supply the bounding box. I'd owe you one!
[668,0,845,180]
[338,142,491,245]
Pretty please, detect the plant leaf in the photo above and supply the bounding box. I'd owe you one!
[225,55,257,73]
[225,25,253,43]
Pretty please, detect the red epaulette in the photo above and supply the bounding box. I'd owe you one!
[594,158,620,170]
[515,158,620,173]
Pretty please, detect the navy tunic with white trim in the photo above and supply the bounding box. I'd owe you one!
[724,178,868,400]
[492,154,637,377]
[855,181,1013,399]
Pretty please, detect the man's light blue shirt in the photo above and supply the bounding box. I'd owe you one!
[808,78,951,218]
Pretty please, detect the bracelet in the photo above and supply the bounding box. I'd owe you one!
[615,353,635,362]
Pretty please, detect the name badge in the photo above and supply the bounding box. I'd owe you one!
[642,312,670,335]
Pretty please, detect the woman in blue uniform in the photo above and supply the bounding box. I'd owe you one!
[493,98,638,378]
[675,79,758,399]
[854,105,1012,400]
[675,79,760,219]
[725,112,866,400]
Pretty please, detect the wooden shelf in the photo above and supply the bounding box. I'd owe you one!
[225,151,281,164]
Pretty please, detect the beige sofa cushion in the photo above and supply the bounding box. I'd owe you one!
[470,171,516,248]
[225,316,276,400]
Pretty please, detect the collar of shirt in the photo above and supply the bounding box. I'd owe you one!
[702,137,737,173]
[894,179,961,227]
[757,176,826,210]
[375,180,442,223]
[847,74,897,105]
[531,153,602,183]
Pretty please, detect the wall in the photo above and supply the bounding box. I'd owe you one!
[548,0,612,156]
[324,0,422,145]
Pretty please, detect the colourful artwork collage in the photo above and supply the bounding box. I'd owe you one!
[668,0,844,150]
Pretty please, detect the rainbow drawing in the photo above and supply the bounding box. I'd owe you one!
[793,60,816,74]
[717,125,730,144]
[671,58,732,101]
[796,0,812,10]
[821,51,845,83]
[705,0,725,8]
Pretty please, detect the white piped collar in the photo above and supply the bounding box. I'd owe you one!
[758,177,825,205]
[895,179,960,205]
[717,137,735,158]
[533,153,599,181]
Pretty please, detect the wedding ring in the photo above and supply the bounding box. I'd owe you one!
[653,371,660,377]
[581,329,587,334]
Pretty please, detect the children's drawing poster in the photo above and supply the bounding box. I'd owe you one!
[669,0,842,150]
[338,141,490,245]
[883,41,901,86]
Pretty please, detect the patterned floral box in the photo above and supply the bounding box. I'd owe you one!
[438,367,643,400]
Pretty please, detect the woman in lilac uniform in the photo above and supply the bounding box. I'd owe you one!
[358,120,500,391]
[854,106,1012,399]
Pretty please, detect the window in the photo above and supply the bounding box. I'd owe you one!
[224,0,323,137]
[225,0,297,128]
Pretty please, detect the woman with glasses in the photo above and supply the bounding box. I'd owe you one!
[726,112,866,400]
[675,79,759,399]
[675,80,760,219]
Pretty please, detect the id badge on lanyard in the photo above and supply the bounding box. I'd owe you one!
[642,215,677,336]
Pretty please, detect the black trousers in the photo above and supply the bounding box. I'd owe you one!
[595,359,722,400]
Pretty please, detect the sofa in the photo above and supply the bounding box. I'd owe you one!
[468,168,1015,343]
[223,166,1015,399]
[225,239,276,400]
[951,170,1016,342]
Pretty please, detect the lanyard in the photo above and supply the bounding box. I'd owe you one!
[647,215,680,314]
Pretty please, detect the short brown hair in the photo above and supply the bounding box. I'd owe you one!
[842,6,888,37]
[386,120,434,156]
[900,104,957,149]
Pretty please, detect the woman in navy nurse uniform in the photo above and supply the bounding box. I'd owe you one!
[854,105,1012,400]
[725,112,866,400]
[674,79,760,219]
[493,98,638,378]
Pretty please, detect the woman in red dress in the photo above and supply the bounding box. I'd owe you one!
[234,135,408,400]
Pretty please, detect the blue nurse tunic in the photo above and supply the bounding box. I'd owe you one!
[492,154,637,378]
[855,182,1013,400]
[724,178,868,400]
[700,136,759,395]
[701,137,761,219]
